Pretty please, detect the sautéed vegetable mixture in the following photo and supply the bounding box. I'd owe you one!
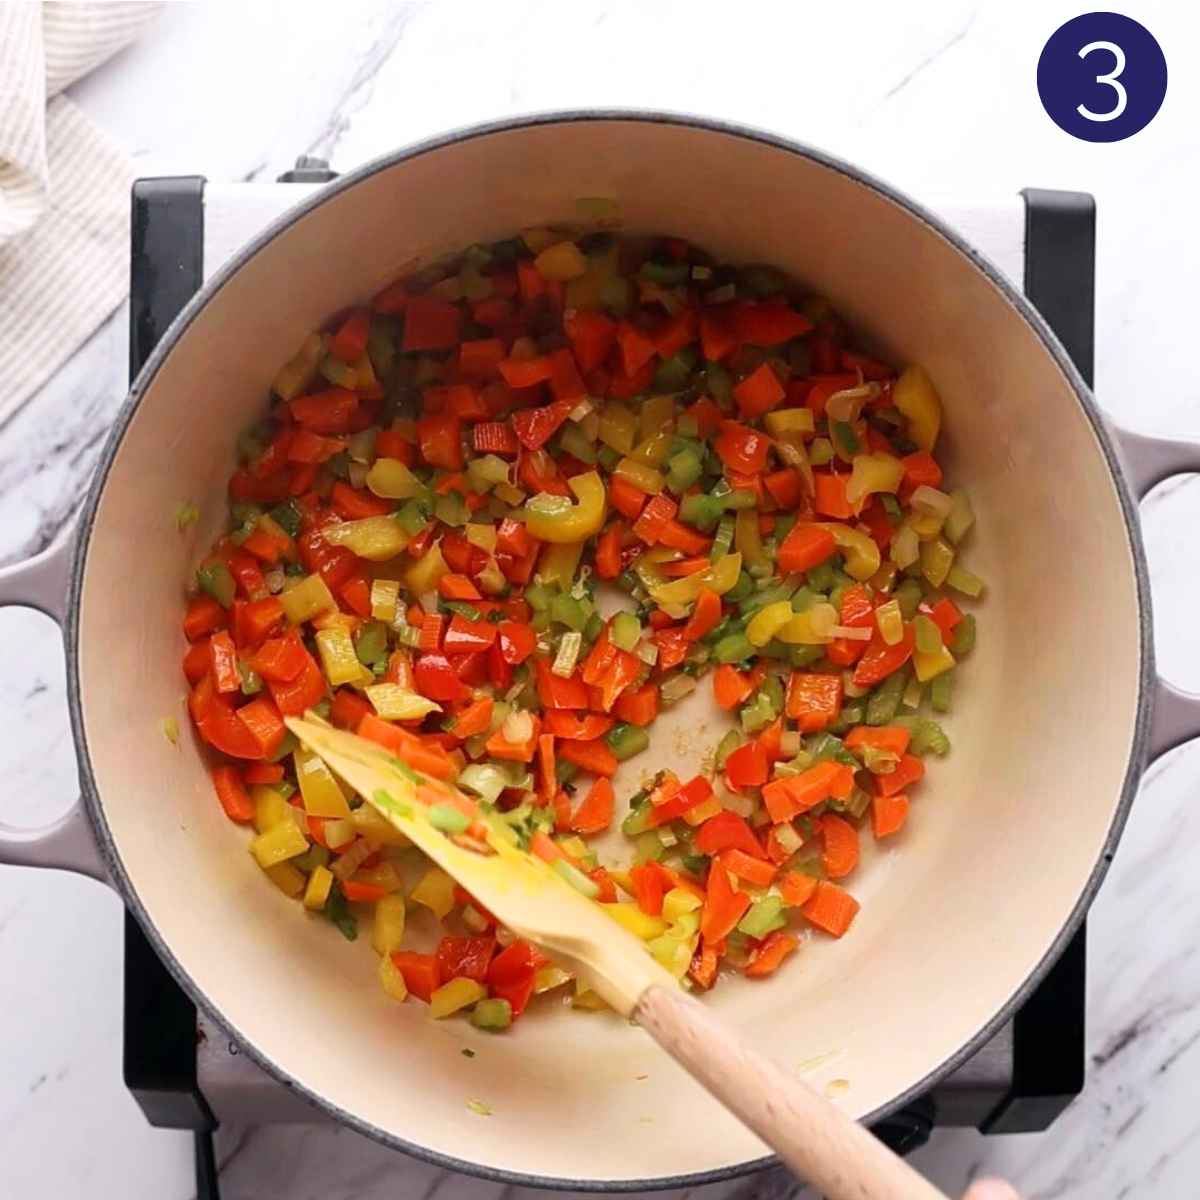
[179,228,981,1028]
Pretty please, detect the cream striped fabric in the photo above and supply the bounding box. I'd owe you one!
[0,1,161,425]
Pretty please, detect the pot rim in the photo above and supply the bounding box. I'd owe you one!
[65,108,1153,1192]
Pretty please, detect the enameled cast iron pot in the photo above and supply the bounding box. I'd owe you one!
[3,113,1200,1190]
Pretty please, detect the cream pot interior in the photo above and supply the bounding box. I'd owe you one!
[74,118,1142,1186]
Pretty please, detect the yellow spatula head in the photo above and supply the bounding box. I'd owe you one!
[285,716,677,1016]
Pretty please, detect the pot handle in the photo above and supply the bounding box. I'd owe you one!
[1113,426,1200,762]
[0,531,106,881]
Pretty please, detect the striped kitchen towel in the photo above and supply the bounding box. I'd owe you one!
[0,1,162,425]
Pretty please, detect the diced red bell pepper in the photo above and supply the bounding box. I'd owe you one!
[414,652,471,702]
[512,398,574,451]
[329,309,370,362]
[695,810,767,859]
[211,765,255,822]
[725,739,768,790]
[416,413,464,471]
[563,309,616,372]
[435,935,496,984]
[289,388,358,434]
[714,420,770,474]
[391,952,441,1003]
[401,297,461,352]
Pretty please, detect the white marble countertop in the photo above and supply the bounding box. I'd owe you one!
[4,1,1200,1197]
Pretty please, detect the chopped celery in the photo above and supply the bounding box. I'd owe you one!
[442,600,483,621]
[196,561,235,609]
[705,362,733,403]
[550,591,590,632]
[913,615,942,655]
[559,424,598,464]
[944,489,975,544]
[715,728,743,770]
[713,632,754,664]
[831,420,860,457]
[660,673,697,705]
[724,570,753,603]
[737,895,787,939]
[355,620,389,667]
[552,630,583,678]
[806,562,835,593]
[951,613,976,655]
[895,578,924,621]
[525,583,553,612]
[880,493,903,523]
[740,583,794,617]
[239,662,263,696]
[458,763,516,804]
[395,499,431,535]
[789,644,825,668]
[428,804,471,835]
[790,587,817,613]
[666,446,704,493]
[899,716,952,756]
[607,723,650,761]
[655,348,699,392]
[323,885,358,941]
[555,759,579,785]
[930,670,954,713]
[610,611,642,651]
[633,830,665,864]
[680,493,724,532]
[809,437,834,467]
[470,998,513,1031]
[434,492,469,528]
[866,669,908,726]
[946,565,985,598]
[807,732,858,768]
[740,691,777,734]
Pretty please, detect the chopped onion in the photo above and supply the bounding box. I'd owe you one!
[659,673,696,705]
[347,460,369,489]
[891,524,920,569]
[264,566,285,594]
[330,837,373,880]
[828,624,872,641]
[911,485,953,519]
[569,398,594,422]
[779,731,801,757]
[825,383,878,424]
[843,672,870,699]
[635,639,659,667]
[502,709,534,745]
[552,631,583,678]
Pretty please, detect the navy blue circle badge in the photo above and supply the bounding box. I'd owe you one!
[1037,12,1167,142]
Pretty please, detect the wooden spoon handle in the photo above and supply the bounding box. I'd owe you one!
[634,985,949,1200]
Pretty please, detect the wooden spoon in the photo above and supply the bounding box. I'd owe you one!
[288,717,948,1200]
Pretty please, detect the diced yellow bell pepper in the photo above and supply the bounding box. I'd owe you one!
[294,747,352,818]
[819,524,881,581]
[366,456,424,500]
[252,784,293,834]
[411,866,457,919]
[670,911,701,939]
[777,602,838,645]
[614,456,665,495]
[250,820,309,869]
[598,402,637,455]
[572,985,610,1010]
[534,964,572,993]
[534,241,588,281]
[946,564,985,598]
[371,892,407,954]
[914,643,956,683]
[746,600,794,647]
[364,683,441,722]
[602,902,668,940]
[370,578,401,624]
[538,539,584,588]
[630,430,672,468]
[682,794,722,826]
[920,537,955,589]
[909,509,945,541]
[280,573,336,624]
[523,471,607,543]
[430,977,487,1018]
[316,626,368,688]
[493,481,526,507]
[736,508,765,568]
[662,887,702,923]
[894,364,942,452]
[845,453,905,507]
[650,552,742,606]
[405,541,448,595]
[764,408,816,439]
[303,864,334,910]
[639,394,677,440]
[323,515,408,562]
[272,332,324,401]
[378,953,409,1002]
[647,931,696,979]
[465,523,498,554]
[875,598,904,646]
[352,352,377,392]
[264,861,306,897]
[351,804,412,846]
